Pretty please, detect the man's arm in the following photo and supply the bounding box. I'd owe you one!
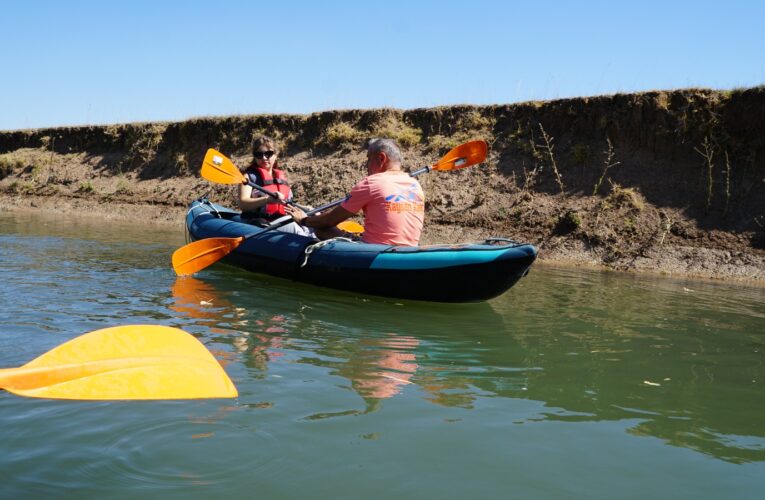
[284,204,354,228]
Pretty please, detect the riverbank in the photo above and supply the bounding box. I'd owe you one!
[2,191,763,284]
[1,88,763,282]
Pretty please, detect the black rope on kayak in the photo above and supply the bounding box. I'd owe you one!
[484,237,522,246]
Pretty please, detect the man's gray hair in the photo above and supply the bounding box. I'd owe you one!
[366,138,403,164]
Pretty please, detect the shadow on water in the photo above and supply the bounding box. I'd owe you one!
[168,265,765,463]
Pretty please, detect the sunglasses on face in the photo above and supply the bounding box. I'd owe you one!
[254,150,275,160]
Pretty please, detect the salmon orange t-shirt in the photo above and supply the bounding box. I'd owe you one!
[341,172,425,246]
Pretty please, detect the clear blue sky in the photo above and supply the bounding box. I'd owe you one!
[2,0,763,131]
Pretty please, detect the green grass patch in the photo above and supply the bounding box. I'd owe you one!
[78,181,95,193]
[114,178,132,195]
[0,156,23,179]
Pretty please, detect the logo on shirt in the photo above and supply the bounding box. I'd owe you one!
[384,183,424,214]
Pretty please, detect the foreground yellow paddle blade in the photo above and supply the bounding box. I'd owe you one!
[0,325,238,400]
[201,148,246,185]
[433,140,488,171]
[173,236,245,276]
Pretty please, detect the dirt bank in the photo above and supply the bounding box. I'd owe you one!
[1,87,764,282]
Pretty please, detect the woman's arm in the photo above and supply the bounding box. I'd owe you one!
[238,183,273,212]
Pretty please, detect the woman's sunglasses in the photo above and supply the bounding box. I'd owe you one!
[254,150,275,160]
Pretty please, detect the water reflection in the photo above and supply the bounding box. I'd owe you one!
[345,335,418,399]
[503,266,765,464]
[168,275,499,410]
[169,276,247,334]
[304,333,420,416]
[170,277,227,322]
[166,269,765,463]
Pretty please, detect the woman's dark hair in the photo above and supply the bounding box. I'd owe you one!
[252,135,279,155]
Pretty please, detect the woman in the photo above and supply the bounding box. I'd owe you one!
[239,136,314,236]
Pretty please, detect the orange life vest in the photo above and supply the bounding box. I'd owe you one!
[245,166,292,218]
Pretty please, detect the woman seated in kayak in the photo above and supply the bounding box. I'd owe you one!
[285,138,425,246]
[238,135,314,236]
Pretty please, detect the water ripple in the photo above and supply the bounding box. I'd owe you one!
[98,417,279,488]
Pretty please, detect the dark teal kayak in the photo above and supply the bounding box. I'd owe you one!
[185,199,537,302]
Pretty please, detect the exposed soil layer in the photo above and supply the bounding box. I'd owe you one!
[1,87,763,282]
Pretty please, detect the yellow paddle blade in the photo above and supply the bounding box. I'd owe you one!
[433,140,488,171]
[0,325,238,400]
[337,220,364,235]
[201,148,246,185]
[172,237,245,276]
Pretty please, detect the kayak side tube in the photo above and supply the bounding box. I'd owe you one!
[298,239,536,302]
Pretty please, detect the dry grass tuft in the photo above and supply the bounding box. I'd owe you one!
[606,181,644,211]
[321,122,365,149]
[0,155,25,180]
[369,115,422,147]
[426,110,495,153]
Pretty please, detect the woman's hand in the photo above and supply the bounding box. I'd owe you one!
[261,190,286,203]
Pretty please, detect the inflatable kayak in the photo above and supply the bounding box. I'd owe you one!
[184,199,537,302]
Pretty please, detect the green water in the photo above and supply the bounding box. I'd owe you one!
[1,212,764,498]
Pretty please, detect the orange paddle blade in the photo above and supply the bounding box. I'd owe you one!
[432,140,488,171]
[201,148,246,185]
[337,220,364,235]
[172,237,245,276]
[0,325,238,400]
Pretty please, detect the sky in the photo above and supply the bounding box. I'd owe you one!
[2,0,763,131]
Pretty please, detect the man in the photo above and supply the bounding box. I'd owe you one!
[284,138,425,246]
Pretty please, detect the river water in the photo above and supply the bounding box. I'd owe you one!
[1,211,764,498]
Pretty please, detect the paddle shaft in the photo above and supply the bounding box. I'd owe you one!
[0,358,178,390]
[248,182,311,212]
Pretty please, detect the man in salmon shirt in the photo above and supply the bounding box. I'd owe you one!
[284,138,424,246]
